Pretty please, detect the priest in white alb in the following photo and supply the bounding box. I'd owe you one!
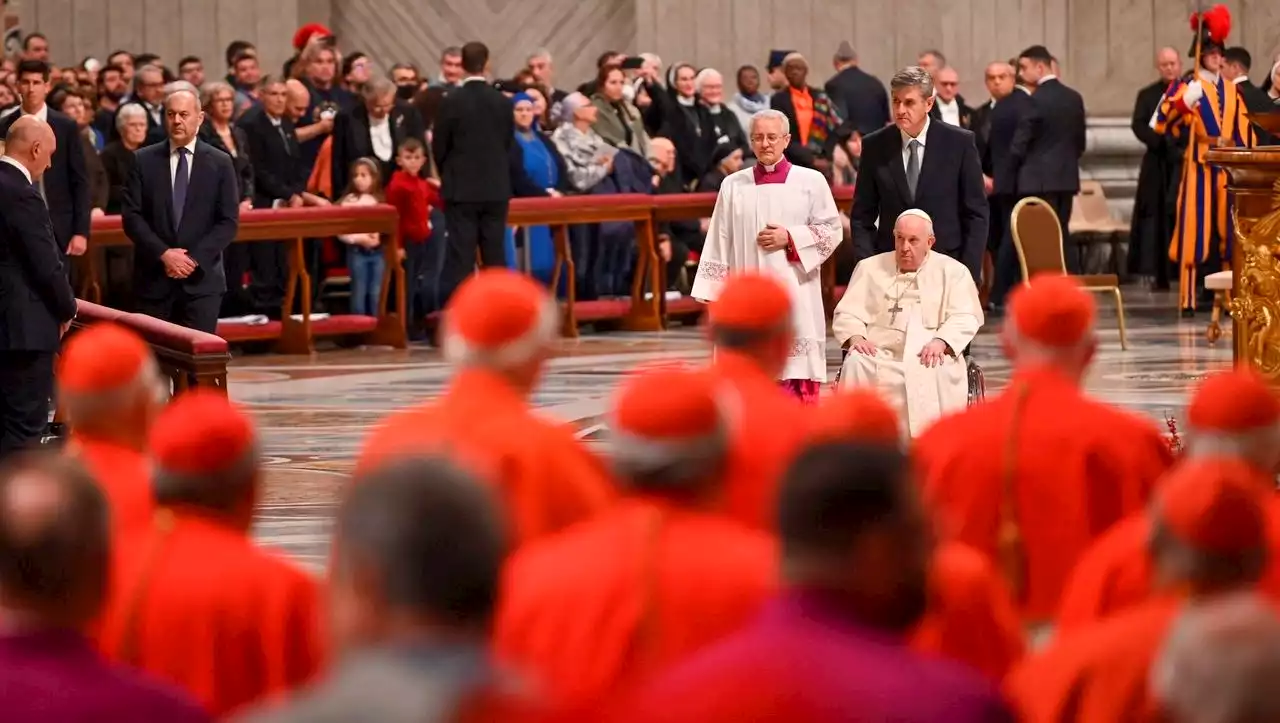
[833,209,983,436]
[691,108,842,404]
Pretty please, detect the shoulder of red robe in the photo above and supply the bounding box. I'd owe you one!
[1157,457,1268,555]
[1007,274,1095,347]
[150,390,256,476]
[1188,368,1280,432]
[709,273,792,332]
[812,389,901,446]
[441,269,557,367]
[58,322,153,394]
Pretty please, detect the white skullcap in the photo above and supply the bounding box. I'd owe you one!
[896,209,934,225]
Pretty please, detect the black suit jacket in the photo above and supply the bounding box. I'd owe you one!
[0,162,77,351]
[121,140,240,300]
[237,107,306,209]
[969,100,996,174]
[850,120,988,281]
[432,79,513,203]
[986,90,1034,197]
[824,65,890,138]
[1235,79,1276,144]
[0,107,90,252]
[1010,78,1086,194]
[330,101,426,195]
[928,96,975,132]
[198,121,255,202]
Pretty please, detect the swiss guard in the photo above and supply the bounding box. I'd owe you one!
[1152,4,1255,316]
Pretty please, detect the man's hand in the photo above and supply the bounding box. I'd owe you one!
[547,189,562,198]
[161,248,196,279]
[67,234,87,256]
[239,199,253,212]
[918,338,950,368]
[983,175,994,195]
[657,235,672,262]
[757,224,790,252]
[287,194,305,208]
[59,319,72,338]
[90,207,105,218]
[849,335,877,356]
[600,154,615,172]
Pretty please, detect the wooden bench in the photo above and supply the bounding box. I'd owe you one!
[84,205,407,354]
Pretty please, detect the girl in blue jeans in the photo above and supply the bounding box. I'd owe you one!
[337,158,386,316]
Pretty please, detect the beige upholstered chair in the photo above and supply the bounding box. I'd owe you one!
[1010,197,1129,350]
[1203,270,1233,344]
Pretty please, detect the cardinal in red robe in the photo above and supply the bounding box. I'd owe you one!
[358,269,614,546]
[495,366,776,706]
[95,391,325,717]
[915,275,1173,624]
[1058,368,1280,630]
[57,323,162,537]
[1006,457,1271,723]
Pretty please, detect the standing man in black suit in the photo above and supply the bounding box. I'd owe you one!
[432,41,514,305]
[850,66,988,283]
[112,65,168,147]
[0,61,90,260]
[1011,45,1087,273]
[986,69,1035,307]
[0,117,78,457]
[824,41,889,138]
[1224,47,1276,145]
[1127,47,1185,291]
[122,86,240,334]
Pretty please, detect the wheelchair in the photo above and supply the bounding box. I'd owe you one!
[835,347,987,407]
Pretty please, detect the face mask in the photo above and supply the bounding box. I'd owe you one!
[395,84,416,101]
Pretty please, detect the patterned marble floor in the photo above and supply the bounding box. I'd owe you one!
[239,288,1233,571]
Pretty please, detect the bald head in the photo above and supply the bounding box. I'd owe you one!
[285,79,311,123]
[4,115,56,180]
[0,452,109,625]
[1157,47,1183,84]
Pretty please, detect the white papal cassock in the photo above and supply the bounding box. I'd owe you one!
[833,250,983,437]
[691,159,842,382]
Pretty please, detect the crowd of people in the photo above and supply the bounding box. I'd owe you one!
[5,265,1280,722]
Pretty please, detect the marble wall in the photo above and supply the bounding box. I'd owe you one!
[20,0,1280,117]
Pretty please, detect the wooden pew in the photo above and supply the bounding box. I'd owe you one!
[84,205,407,353]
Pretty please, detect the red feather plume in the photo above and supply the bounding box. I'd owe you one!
[1190,4,1232,42]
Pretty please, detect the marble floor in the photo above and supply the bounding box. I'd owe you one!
[240,288,1233,571]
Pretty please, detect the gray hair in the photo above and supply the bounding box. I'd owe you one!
[1153,594,1280,723]
[891,65,935,100]
[199,80,235,109]
[694,68,722,93]
[114,102,148,132]
[527,48,551,63]
[153,444,260,513]
[362,76,395,100]
[749,108,790,136]
[134,64,163,89]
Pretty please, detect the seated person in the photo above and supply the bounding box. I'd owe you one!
[698,143,745,194]
[833,209,983,437]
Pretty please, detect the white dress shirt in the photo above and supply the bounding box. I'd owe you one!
[901,116,930,173]
[1233,75,1250,85]
[169,137,198,186]
[935,98,961,126]
[461,76,488,85]
[0,155,32,183]
[369,115,393,162]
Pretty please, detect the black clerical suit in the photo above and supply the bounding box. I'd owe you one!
[1234,78,1276,145]
[1009,77,1087,272]
[238,106,307,316]
[986,88,1034,306]
[330,101,426,195]
[0,106,90,255]
[824,65,890,138]
[122,139,240,333]
[850,118,988,283]
[0,160,77,458]
[432,78,514,304]
[1127,79,1186,288]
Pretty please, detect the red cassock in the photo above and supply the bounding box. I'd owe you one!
[912,541,1026,681]
[95,510,325,717]
[493,498,777,705]
[1005,598,1180,723]
[71,436,155,537]
[915,366,1173,622]
[359,369,615,546]
[713,353,813,530]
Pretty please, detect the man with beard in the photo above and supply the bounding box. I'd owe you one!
[1128,47,1185,290]
[619,442,1011,723]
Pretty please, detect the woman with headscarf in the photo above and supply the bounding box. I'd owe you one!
[509,91,569,285]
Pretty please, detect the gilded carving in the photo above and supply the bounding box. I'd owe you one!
[1229,179,1280,377]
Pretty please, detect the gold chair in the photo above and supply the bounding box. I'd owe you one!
[1011,197,1129,350]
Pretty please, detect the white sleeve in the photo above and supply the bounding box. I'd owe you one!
[832,260,874,346]
[690,185,735,302]
[785,175,843,275]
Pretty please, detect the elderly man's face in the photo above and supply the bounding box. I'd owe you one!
[440,53,463,84]
[891,86,932,137]
[894,215,935,271]
[750,115,789,167]
[935,68,959,102]
[165,91,203,146]
[366,89,395,120]
[1156,49,1182,83]
[985,63,1014,99]
[651,140,676,173]
[528,55,553,84]
[699,73,724,105]
[783,59,807,88]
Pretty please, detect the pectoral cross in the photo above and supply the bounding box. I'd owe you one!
[888,302,904,324]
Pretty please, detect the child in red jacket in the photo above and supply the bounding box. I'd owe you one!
[384,138,442,330]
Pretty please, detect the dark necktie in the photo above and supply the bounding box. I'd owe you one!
[906,139,921,199]
[173,147,189,228]
[276,122,292,155]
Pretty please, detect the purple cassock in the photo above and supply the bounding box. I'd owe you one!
[640,589,1014,723]
[0,628,211,723]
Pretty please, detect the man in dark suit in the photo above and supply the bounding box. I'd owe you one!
[928,66,974,130]
[122,87,240,334]
[330,76,426,194]
[986,79,1035,307]
[850,66,988,284]
[0,60,90,259]
[1127,47,1185,291]
[824,41,889,138]
[1011,45,1087,273]
[432,41,514,304]
[0,118,78,457]
[111,64,167,147]
[968,61,1014,166]
[1224,47,1276,145]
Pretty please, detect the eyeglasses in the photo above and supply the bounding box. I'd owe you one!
[750,134,786,144]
